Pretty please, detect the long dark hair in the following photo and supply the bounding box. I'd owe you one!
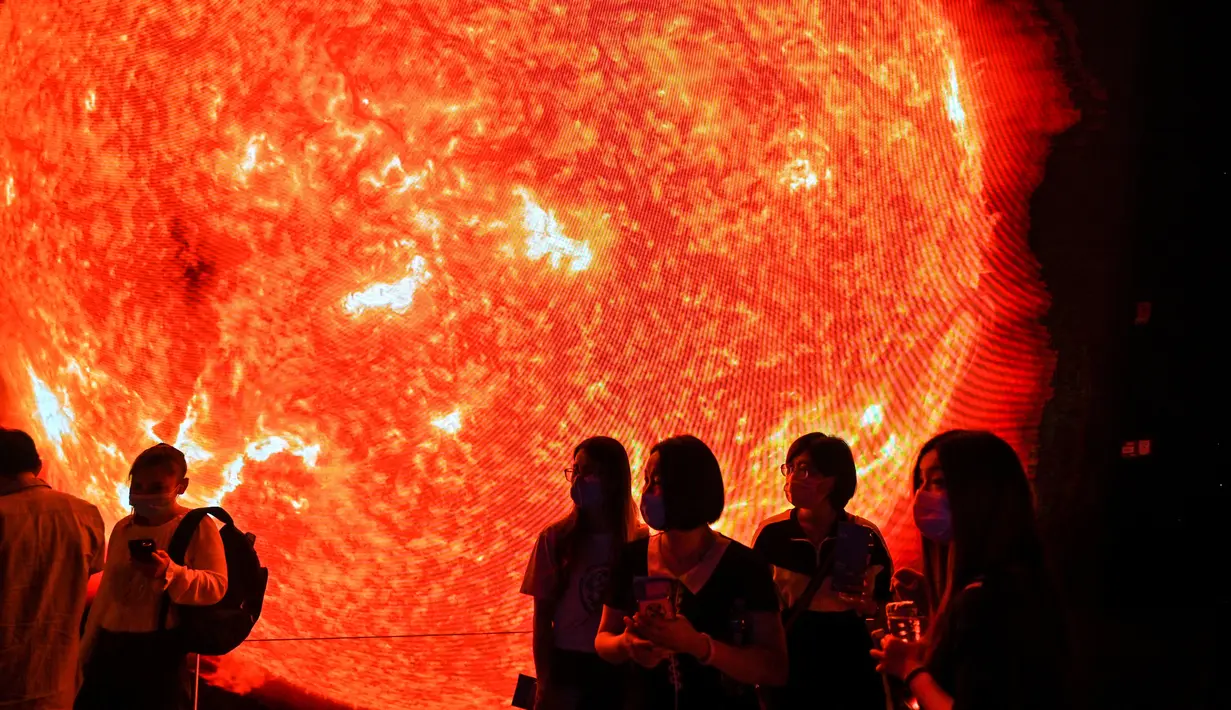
[916,430,1047,654]
[910,430,964,611]
[552,437,636,601]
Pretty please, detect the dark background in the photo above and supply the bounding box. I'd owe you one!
[199,0,1222,707]
[1031,0,1220,707]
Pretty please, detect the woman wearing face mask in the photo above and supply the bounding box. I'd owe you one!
[76,443,228,710]
[520,437,644,710]
[595,435,788,710]
[751,433,893,710]
[890,430,966,617]
[872,431,1067,710]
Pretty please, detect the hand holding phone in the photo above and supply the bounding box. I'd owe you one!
[127,538,157,563]
[623,630,669,668]
[831,522,873,596]
[633,576,677,622]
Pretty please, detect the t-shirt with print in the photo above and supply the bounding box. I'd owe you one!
[605,534,780,710]
[521,519,620,653]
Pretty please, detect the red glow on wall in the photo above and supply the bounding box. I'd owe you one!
[0,0,1072,706]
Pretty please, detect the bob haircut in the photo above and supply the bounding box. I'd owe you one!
[648,435,725,530]
[786,432,857,510]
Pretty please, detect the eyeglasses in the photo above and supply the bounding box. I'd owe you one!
[564,466,593,482]
[780,462,819,479]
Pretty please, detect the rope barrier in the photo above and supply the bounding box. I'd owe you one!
[243,630,531,643]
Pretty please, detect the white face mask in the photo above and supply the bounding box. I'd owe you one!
[129,491,177,519]
[786,475,834,510]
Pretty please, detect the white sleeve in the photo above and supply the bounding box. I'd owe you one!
[519,529,556,599]
[81,518,129,662]
[163,516,228,605]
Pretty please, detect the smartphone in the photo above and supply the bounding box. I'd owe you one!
[510,674,536,709]
[830,522,873,595]
[128,538,156,563]
[633,576,677,621]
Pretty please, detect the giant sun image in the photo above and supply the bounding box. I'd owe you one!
[0,0,1072,706]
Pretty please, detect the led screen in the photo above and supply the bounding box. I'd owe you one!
[0,0,1072,706]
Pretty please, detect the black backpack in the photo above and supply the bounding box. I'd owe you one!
[157,507,269,655]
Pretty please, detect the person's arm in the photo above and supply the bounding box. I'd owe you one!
[594,540,668,669]
[891,567,928,606]
[595,538,635,663]
[81,519,126,661]
[908,670,954,710]
[531,597,556,686]
[690,610,789,686]
[164,517,228,605]
[595,604,633,664]
[632,608,787,685]
[596,604,668,668]
[748,549,791,686]
[634,549,789,686]
[872,637,948,708]
[520,530,558,684]
[84,504,106,576]
[82,505,106,626]
[874,582,1011,710]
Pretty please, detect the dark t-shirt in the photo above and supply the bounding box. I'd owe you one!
[752,509,893,709]
[927,569,1068,710]
[605,535,780,710]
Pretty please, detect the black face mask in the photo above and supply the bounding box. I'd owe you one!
[640,492,668,530]
[571,477,604,509]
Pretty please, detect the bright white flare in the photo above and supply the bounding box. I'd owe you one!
[431,410,463,435]
[945,59,967,128]
[344,256,432,315]
[29,369,74,450]
[518,188,592,272]
[780,158,819,192]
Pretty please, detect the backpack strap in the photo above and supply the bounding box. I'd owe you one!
[156,507,228,631]
[166,509,213,564]
[782,539,838,633]
[196,506,234,528]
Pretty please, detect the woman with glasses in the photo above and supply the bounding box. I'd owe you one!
[520,437,644,710]
[752,433,893,710]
